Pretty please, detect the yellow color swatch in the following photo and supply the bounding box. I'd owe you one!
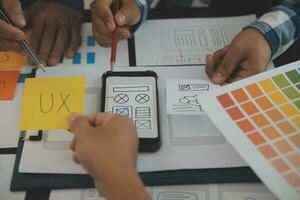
[259,79,277,93]
[0,52,26,70]
[269,91,288,105]
[280,104,299,118]
[19,76,86,130]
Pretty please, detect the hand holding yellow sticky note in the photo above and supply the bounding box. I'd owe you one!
[19,76,86,130]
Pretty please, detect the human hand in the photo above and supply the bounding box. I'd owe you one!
[205,28,272,85]
[24,1,82,66]
[68,112,138,181]
[68,112,150,200]
[90,0,141,46]
[0,0,26,52]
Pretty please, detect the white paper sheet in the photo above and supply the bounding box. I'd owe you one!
[49,183,276,200]
[19,66,246,174]
[0,84,23,148]
[134,15,256,66]
[166,79,219,115]
[200,61,300,200]
[56,23,129,67]
[0,155,26,200]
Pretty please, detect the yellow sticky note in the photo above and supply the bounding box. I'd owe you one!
[0,52,26,71]
[19,76,86,130]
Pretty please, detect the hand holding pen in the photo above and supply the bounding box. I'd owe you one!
[90,0,141,46]
[0,0,27,52]
[0,0,45,71]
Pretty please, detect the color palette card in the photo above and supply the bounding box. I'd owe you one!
[201,61,300,200]
[19,76,86,130]
[0,71,20,100]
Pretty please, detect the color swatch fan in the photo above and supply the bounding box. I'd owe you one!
[201,61,300,200]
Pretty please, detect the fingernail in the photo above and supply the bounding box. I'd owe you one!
[67,51,74,58]
[49,58,58,66]
[17,15,26,27]
[212,72,224,83]
[16,31,25,40]
[116,14,126,25]
[120,32,130,39]
[68,113,81,122]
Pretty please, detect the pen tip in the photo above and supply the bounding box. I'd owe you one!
[37,64,46,73]
[110,62,115,71]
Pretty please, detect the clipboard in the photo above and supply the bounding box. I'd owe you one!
[10,139,260,191]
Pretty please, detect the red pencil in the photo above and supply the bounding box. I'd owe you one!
[110,0,120,70]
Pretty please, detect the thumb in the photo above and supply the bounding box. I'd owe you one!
[68,113,92,136]
[2,0,26,28]
[211,47,244,84]
[115,1,140,26]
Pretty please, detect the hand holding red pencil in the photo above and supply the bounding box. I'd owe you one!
[110,0,120,69]
[90,0,141,47]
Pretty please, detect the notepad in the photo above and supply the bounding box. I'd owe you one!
[166,79,219,115]
[201,61,300,200]
[19,76,86,130]
[0,71,20,100]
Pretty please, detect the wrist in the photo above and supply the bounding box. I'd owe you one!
[244,21,276,58]
[97,167,149,200]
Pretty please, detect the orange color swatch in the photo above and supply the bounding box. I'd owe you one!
[0,71,20,100]
[231,88,249,103]
[247,132,265,145]
[271,159,290,173]
[226,106,244,120]
[245,83,263,98]
[277,121,296,135]
[266,109,284,122]
[241,101,259,115]
[0,52,26,70]
[251,114,270,128]
[217,93,235,108]
[259,145,278,159]
[255,96,273,110]
[237,119,255,133]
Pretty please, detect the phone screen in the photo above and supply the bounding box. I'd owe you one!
[104,76,158,139]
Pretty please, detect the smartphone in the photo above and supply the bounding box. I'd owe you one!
[101,71,161,152]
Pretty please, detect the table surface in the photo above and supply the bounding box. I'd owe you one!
[2,7,299,200]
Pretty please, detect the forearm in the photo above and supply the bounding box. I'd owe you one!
[245,0,300,59]
[97,167,150,200]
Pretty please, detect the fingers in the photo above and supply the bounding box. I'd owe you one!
[211,46,245,84]
[90,0,115,32]
[68,113,93,136]
[66,15,82,58]
[48,24,69,65]
[0,38,22,52]
[29,18,45,57]
[115,0,141,26]
[205,54,215,78]
[69,138,76,151]
[1,0,26,28]
[205,47,227,79]
[37,20,57,64]
[87,112,116,127]
[0,20,25,41]
[229,61,267,83]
